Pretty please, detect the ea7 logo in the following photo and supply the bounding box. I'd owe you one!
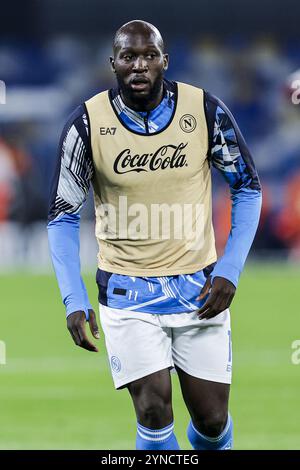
[100,127,117,135]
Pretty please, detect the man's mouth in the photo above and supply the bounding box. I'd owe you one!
[130,77,150,92]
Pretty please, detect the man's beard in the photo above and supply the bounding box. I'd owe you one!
[116,72,164,108]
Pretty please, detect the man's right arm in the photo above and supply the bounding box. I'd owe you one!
[47,105,99,351]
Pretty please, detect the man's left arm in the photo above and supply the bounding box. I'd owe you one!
[197,91,262,319]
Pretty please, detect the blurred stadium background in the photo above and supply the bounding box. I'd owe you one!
[0,0,299,450]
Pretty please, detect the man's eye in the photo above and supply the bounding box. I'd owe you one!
[146,53,156,59]
[123,55,133,61]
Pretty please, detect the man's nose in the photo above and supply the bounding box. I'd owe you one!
[132,56,148,71]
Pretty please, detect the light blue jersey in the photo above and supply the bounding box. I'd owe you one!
[48,79,261,317]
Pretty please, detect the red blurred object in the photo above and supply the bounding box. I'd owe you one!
[275,172,300,249]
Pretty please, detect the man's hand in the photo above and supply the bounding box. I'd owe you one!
[196,276,236,320]
[67,309,100,352]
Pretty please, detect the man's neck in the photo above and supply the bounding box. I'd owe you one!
[119,82,164,113]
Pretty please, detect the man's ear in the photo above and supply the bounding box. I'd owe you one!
[163,54,169,71]
[110,56,116,73]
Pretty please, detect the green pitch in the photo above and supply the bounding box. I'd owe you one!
[0,264,299,449]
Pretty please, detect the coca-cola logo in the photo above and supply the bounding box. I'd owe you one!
[113,143,188,174]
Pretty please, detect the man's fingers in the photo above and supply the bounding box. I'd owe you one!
[197,288,218,314]
[197,285,226,318]
[198,292,233,320]
[197,276,237,320]
[69,328,81,346]
[198,305,215,320]
[68,325,96,350]
[196,277,211,301]
[88,309,100,339]
[76,325,99,352]
[66,310,99,352]
[197,303,210,317]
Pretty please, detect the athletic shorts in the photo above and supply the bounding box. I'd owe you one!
[98,304,232,389]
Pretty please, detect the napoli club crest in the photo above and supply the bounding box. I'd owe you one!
[179,114,197,133]
[111,356,121,373]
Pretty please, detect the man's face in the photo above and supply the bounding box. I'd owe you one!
[111,32,168,104]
